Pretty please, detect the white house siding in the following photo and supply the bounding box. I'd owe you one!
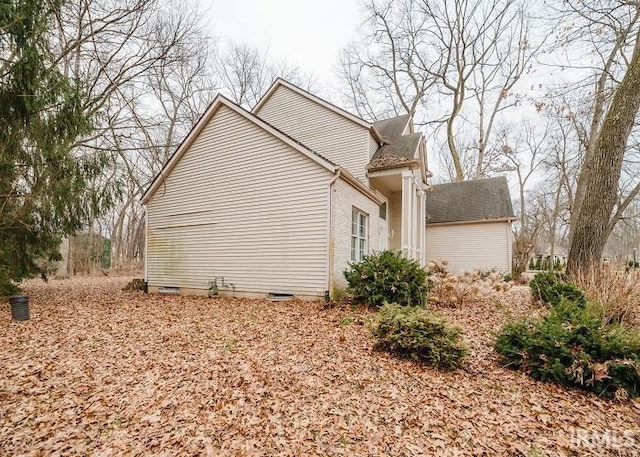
[368,134,379,158]
[146,104,333,297]
[330,178,387,291]
[255,85,370,182]
[425,221,512,273]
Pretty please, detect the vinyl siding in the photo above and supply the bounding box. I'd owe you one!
[425,221,512,273]
[369,134,379,158]
[146,104,333,296]
[255,85,370,181]
[330,178,387,291]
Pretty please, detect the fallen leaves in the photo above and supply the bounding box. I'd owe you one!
[0,276,638,456]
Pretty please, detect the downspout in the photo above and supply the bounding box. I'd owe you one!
[327,169,341,299]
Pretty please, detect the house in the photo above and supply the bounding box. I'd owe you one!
[530,243,568,270]
[141,79,429,300]
[142,79,429,299]
[424,177,515,273]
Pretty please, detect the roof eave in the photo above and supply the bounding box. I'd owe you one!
[370,125,383,144]
[367,159,420,173]
[338,167,384,205]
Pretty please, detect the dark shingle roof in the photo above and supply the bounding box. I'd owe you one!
[368,133,421,170]
[373,114,411,141]
[425,176,515,224]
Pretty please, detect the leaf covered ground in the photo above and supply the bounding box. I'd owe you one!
[1,277,639,456]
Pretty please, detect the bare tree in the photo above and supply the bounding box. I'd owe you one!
[340,0,540,180]
[551,0,640,271]
[547,1,640,252]
[568,36,640,271]
[45,0,216,270]
[499,120,548,272]
[214,42,316,109]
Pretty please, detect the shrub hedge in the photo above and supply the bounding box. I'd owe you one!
[529,271,586,307]
[344,250,428,308]
[495,298,640,399]
[369,303,468,369]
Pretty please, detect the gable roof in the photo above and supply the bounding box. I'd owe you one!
[534,243,568,257]
[252,78,383,142]
[140,94,337,205]
[425,176,516,224]
[368,133,422,170]
[373,114,412,142]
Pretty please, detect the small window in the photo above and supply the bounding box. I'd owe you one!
[379,202,387,220]
[351,208,369,262]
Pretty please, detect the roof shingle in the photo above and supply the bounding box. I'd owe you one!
[373,114,411,141]
[425,176,515,224]
[368,133,422,170]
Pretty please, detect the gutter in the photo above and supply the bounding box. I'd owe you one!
[426,217,517,227]
[338,167,384,204]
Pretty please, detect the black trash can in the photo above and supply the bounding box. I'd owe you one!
[9,295,29,321]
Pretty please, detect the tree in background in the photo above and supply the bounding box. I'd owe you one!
[0,0,110,293]
[214,41,316,109]
[340,0,539,181]
[563,0,640,272]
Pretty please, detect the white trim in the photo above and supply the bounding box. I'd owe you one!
[507,221,513,274]
[368,167,413,179]
[327,170,341,294]
[141,94,336,204]
[144,209,148,282]
[401,171,412,255]
[426,217,517,227]
[351,207,369,262]
[253,78,372,130]
[418,189,426,267]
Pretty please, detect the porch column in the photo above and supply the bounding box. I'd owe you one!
[401,170,413,257]
[418,189,426,266]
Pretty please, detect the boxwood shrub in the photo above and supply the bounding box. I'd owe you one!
[344,250,428,308]
[530,271,586,307]
[369,303,468,369]
[495,298,640,398]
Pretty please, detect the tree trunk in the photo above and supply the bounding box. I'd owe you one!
[567,30,640,274]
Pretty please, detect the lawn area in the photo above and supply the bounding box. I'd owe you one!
[1,277,639,456]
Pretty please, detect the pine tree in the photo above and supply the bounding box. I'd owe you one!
[0,0,109,293]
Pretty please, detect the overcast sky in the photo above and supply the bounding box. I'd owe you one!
[208,0,364,88]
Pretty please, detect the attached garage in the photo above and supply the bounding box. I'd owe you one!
[424,177,515,273]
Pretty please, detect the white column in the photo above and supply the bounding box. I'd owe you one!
[411,186,418,259]
[418,189,426,266]
[401,170,413,257]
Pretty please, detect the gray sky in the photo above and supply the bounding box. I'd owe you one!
[208,0,363,86]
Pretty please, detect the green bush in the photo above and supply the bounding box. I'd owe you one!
[529,271,563,301]
[529,271,586,307]
[495,299,640,398]
[0,279,20,298]
[344,250,428,308]
[546,282,587,307]
[369,303,468,368]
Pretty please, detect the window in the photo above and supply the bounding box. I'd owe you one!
[351,208,368,261]
[379,202,387,220]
